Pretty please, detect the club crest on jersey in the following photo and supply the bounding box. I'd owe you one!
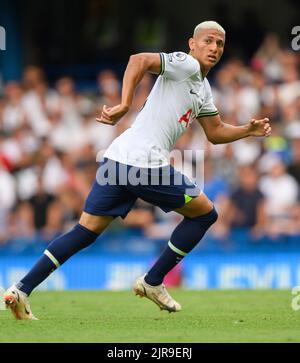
[174,52,187,61]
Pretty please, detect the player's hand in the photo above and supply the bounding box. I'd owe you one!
[247,118,271,137]
[96,104,129,125]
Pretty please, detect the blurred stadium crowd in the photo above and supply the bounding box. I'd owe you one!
[0,33,300,246]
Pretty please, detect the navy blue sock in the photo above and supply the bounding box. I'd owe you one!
[16,224,99,296]
[145,207,218,286]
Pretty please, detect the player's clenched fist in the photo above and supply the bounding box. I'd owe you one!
[248,118,272,137]
[96,104,129,125]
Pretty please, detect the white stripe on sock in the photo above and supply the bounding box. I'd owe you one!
[168,241,187,257]
[44,250,60,268]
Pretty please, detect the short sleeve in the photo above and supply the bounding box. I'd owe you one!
[196,79,219,118]
[160,52,200,81]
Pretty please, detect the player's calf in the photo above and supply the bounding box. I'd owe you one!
[145,207,218,286]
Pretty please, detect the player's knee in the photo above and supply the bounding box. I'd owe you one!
[191,206,218,227]
[209,206,218,225]
[79,212,113,234]
[78,219,98,233]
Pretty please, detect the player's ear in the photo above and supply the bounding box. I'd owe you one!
[188,37,195,52]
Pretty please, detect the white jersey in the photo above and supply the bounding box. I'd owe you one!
[104,51,218,167]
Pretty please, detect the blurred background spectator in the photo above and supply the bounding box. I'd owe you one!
[219,164,266,239]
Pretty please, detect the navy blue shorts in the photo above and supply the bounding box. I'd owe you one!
[83,158,201,218]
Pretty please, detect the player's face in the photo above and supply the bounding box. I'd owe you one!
[189,29,225,74]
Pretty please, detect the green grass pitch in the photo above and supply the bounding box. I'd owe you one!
[0,289,299,343]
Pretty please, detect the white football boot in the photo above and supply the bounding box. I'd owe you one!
[133,275,181,313]
[3,284,38,320]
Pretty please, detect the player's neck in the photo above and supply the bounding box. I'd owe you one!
[201,66,209,78]
[189,51,208,79]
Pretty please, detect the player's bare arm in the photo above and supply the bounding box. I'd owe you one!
[96,53,161,125]
[197,113,271,144]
